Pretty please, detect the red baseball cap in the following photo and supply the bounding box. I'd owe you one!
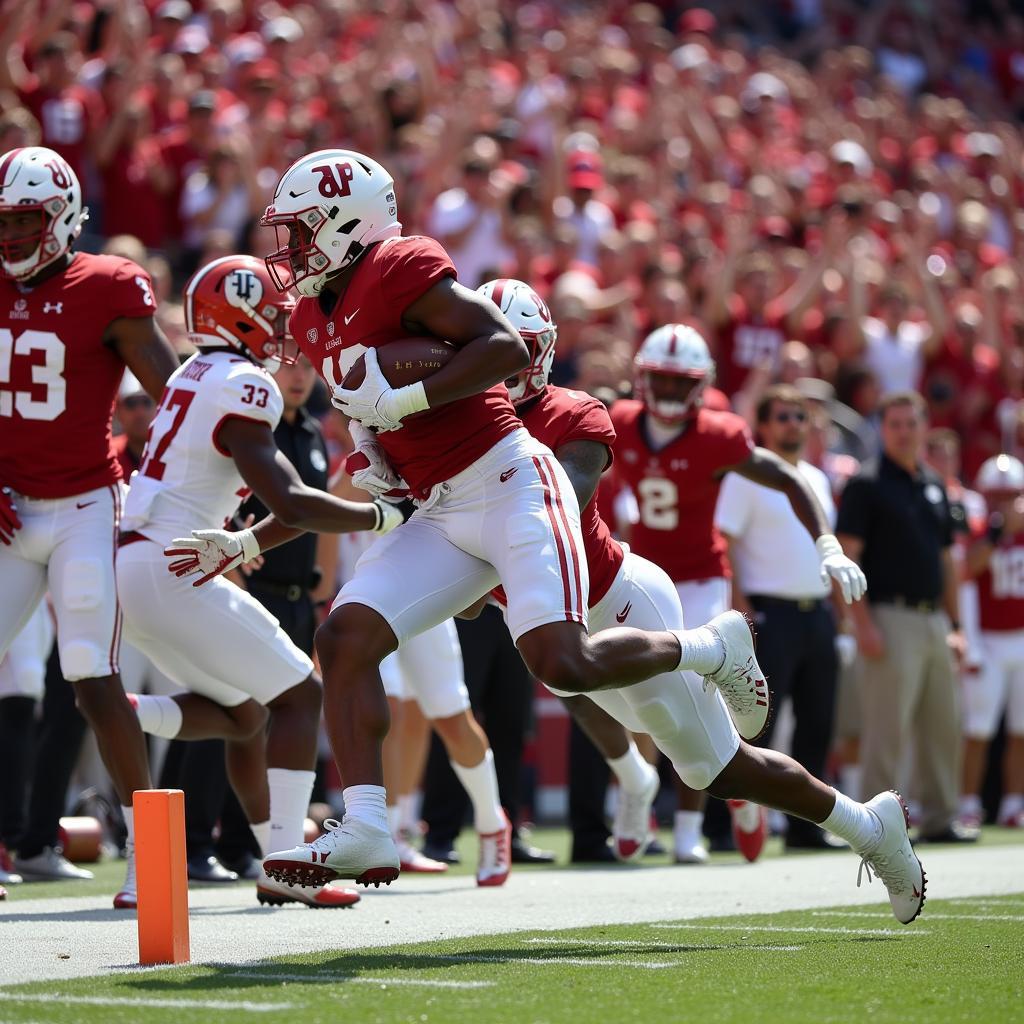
[567,150,603,190]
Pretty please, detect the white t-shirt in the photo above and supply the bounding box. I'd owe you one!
[861,316,929,394]
[427,188,512,289]
[714,460,835,599]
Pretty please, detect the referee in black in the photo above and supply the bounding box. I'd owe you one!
[168,354,330,880]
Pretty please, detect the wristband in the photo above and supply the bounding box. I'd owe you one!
[815,533,843,561]
[384,381,429,421]
[237,528,260,562]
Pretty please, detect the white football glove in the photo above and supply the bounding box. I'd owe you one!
[344,421,411,500]
[816,534,867,604]
[371,498,405,534]
[164,528,260,587]
[331,348,429,432]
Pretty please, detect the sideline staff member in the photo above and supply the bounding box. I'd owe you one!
[836,391,973,843]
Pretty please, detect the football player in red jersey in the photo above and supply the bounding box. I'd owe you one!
[168,151,922,924]
[472,279,931,888]
[0,146,180,903]
[963,455,1024,828]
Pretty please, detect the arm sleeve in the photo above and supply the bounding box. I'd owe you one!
[110,259,159,318]
[835,475,871,539]
[218,368,284,431]
[379,236,457,319]
[714,472,752,536]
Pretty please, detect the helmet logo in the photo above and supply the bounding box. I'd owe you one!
[45,159,70,189]
[225,268,262,308]
[312,162,354,198]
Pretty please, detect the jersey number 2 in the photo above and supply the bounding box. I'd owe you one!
[140,388,195,481]
[0,329,66,421]
[637,477,679,530]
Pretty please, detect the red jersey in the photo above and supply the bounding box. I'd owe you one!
[716,296,787,395]
[610,400,754,583]
[0,253,157,498]
[976,529,1024,632]
[493,386,623,609]
[290,235,520,494]
[18,83,102,189]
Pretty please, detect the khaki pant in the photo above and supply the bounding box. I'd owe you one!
[860,605,960,835]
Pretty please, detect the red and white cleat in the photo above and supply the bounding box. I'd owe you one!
[263,818,400,888]
[0,884,6,900]
[612,764,660,862]
[113,844,137,909]
[728,800,767,863]
[701,611,770,741]
[857,791,927,925]
[256,870,360,908]
[396,832,448,874]
[476,813,512,887]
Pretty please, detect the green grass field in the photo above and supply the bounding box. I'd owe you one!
[1,892,1021,1024]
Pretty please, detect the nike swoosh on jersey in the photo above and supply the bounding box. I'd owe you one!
[344,309,360,325]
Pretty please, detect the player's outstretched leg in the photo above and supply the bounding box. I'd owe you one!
[707,745,926,924]
[263,605,401,888]
[559,694,659,862]
[432,711,510,886]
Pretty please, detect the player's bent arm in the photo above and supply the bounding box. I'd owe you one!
[722,447,831,539]
[554,439,611,512]
[107,316,180,400]
[218,418,387,536]
[400,277,529,407]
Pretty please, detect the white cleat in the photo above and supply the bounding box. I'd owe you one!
[256,868,361,908]
[674,839,709,865]
[113,844,136,910]
[476,812,512,887]
[263,817,400,888]
[702,611,770,741]
[612,764,660,862]
[396,832,449,874]
[14,846,93,881]
[856,791,927,925]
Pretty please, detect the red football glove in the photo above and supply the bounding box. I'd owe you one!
[0,488,22,545]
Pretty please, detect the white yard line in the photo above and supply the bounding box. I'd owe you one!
[650,923,929,936]
[430,954,679,969]
[523,937,804,951]
[0,993,291,1012]
[810,911,1024,922]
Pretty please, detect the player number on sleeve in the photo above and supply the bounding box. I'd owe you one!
[134,275,155,308]
[637,477,679,530]
[0,329,67,421]
[241,384,269,408]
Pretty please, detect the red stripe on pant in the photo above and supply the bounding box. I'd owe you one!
[531,456,582,623]
[539,455,585,617]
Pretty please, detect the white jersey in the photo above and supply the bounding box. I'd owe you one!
[121,349,283,545]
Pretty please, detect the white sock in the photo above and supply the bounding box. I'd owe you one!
[452,749,505,834]
[250,820,271,856]
[998,792,1024,820]
[387,803,402,838]
[674,809,703,846]
[342,784,388,831]
[671,627,725,674]
[121,804,135,851]
[821,790,883,850]
[398,792,419,832]
[959,794,982,817]
[608,741,654,794]
[130,695,183,739]
[268,767,316,849]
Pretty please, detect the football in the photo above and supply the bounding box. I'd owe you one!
[340,337,456,392]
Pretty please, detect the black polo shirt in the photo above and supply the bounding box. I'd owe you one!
[238,406,329,590]
[836,454,954,605]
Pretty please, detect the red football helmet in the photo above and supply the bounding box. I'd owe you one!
[184,255,298,368]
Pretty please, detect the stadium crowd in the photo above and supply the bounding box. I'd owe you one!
[2,0,1024,887]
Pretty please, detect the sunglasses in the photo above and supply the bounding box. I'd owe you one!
[772,410,807,424]
[121,395,154,410]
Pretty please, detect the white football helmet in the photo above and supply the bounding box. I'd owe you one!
[634,323,715,422]
[477,278,556,405]
[976,454,1024,493]
[0,146,88,281]
[261,149,401,297]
